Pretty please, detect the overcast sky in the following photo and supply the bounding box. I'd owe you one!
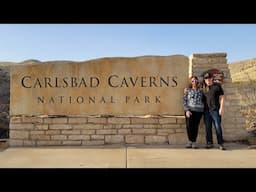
[1,24,256,63]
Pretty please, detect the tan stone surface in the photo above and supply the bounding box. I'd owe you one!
[10,55,189,116]
[0,148,126,168]
[1,143,256,168]
[127,144,256,168]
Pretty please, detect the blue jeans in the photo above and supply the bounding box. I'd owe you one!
[204,110,224,145]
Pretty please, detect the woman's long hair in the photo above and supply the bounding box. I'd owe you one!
[188,76,201,89]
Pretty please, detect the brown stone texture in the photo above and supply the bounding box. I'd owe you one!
[10,56,189,116]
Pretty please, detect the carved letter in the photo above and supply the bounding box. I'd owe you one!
[21,76,32,88]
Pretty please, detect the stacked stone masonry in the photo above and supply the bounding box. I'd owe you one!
[9,116,187,147]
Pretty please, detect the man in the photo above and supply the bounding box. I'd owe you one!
[203,71,226,150]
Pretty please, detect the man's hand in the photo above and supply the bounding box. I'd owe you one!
[219,107,224,116]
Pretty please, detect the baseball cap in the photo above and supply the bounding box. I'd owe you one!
[203,72,213,79]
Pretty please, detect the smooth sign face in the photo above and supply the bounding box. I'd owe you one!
[11,55,189,116]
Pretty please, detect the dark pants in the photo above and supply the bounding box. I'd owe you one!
[204,110,224,145]
[185,111,203,142]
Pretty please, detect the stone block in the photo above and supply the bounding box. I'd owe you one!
[118,129,131,134]
[105,135,124,144]
[132,128,156,134]
[145,136,168,144]
[22,117,43,123]
[30,130,44,135]
[10,123,34,130]
[104,124,123,129]
[82,140,104,145]
[45,130,61,135]
[68,117,87,124]
[51,118,68,124]
[91,135,104,140]
[125,135,144,144]
[159,117,177,124]
[123,124,143,129]
[96,129,117,135]
[31,135,50,140]
[49,124,72,130]
[131,118,159,124]
[108,118,130,124]
[34,124,48,130]
[61,130,80,135]
[88,117,107,124]
[10,130,29,139]
[157,129,175,135]
[143,124,161,129]
[37,140,62,146]
[162,124,180,129]
[62,140,81,145]
[72,124,103,129]
[81,130,95,134]
[51,135,67,140]
[10,117,22,123]
[68,135,90,140]
[9,139,23,147]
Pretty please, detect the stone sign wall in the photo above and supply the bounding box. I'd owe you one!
[11,56,188,116]
[8,53,249,147]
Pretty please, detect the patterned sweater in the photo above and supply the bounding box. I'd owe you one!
[183,88,204,112]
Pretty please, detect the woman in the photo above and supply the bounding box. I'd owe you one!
[183,76,204,149]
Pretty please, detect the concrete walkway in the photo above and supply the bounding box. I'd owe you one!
[0,143,256,168]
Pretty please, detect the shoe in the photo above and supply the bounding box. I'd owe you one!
[206,143,213,149]
[219,144,226,150]
[192,142,198,149]
[185,141,192,148]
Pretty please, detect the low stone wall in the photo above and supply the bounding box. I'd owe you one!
[9,115,187,147]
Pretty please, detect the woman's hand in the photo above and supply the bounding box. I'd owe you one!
[186,111,192,118]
